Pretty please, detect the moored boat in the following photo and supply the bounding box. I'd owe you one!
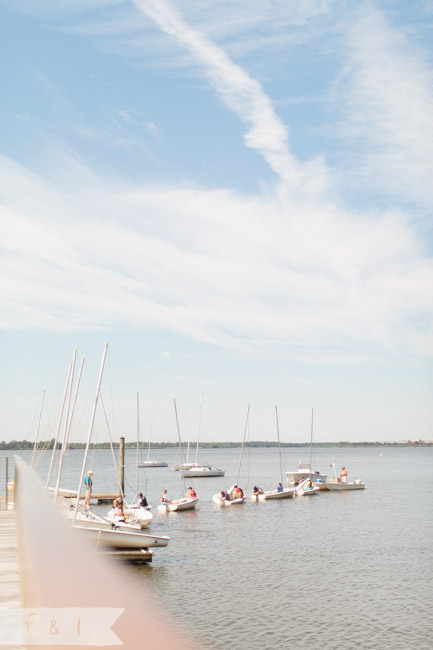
[182,465,225,478]
[72,524,169,549]
[320,478,365,491]
[157,496,199,513]
[255,486,296,501]
[295,477,320,496]
[285,462,327,485]
[138,460,168,468]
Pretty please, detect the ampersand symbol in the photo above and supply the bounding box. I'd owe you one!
[49,620,60,635]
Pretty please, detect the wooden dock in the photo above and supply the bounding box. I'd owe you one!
[57,489,119,504]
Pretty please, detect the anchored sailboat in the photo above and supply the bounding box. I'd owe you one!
[252,406,296,501]
[157,399,198,513]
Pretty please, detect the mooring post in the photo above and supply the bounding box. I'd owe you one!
[119,437,125,496]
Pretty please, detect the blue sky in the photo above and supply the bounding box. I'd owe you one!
[1,0,432,444]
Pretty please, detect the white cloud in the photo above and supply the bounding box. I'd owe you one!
[335,3,433,211]
[1,154,431,358]
[131,0,329,195]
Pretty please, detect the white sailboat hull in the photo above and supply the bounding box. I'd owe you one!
[174,463,211,471]
[105,506,153,528]
[212,494,245,506]
[182,466,225,477]
[295,477,320,496]
[138,461,168,468]
[254,488,296,501]
[72,524,169,549]
[157,497,198,513]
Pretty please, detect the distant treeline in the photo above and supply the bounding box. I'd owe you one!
[0,438,431,450]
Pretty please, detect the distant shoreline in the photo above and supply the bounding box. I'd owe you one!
[1,439,431,450]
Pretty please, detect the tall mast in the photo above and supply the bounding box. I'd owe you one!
[195,392,203,465]
[237,403,250,485]
[46,357,74,488]
[54,355,85,502]
[309,408,314,480]
[174,399,186,491]
[31,389,45,468]
[275,405,284,484]
[73,342,108,524]
[136,392,140,496]
[186,408,193,465]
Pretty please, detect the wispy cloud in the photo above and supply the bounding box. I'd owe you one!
[335,3,433,211]
[1,154,431,358]
[131,0,328,194]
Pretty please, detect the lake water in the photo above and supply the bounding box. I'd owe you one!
[2,446,433,649]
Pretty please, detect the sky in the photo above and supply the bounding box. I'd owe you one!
[1,0,432,444]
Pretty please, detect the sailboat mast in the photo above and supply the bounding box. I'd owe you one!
[186,408,193,465]
[54,355,85,501]
[309,408,314,481]
[46,357,74,488]
[136,392,140,497]
[195,392,203,465]
[275,405,284,484]
[237,404,250,485]
[73,342,108,524]
[174,399,186,491]
[31,389,45,468]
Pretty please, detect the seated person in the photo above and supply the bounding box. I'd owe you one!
[187,486,197,498]
[160,489,170,504]
[137,492,149,508]
[277,482,283,492]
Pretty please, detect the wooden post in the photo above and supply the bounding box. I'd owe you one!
[119,437,125,495]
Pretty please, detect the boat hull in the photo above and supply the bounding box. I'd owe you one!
[157,497,198,513]
[257,488,296,500]
[182,467,225,478]
[324,480,365,491]
[212,494,245,506]
[174,463,211,471]
[285,470,327,485]
[105,506,152,528]
[138,461,168,468]
[73,525,169,549]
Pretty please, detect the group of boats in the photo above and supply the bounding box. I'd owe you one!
[37,346,365,560]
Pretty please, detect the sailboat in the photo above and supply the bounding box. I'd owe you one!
[213,404,249,506]
[157,400,198,513]
[174,404,211,471]
[180,394,224,478]
[69,344,169,551]
[252,406,296,501]
[138,415,168,467]
[285,408,327,485]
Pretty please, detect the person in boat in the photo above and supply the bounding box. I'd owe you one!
[84,470,93,508]
[234,486,244,499]
[160,489,171,504]
[187,486,197,498]
[252,486,260,496]
[113,499,125,523]
[137,492,149,508]
[220,490,229,501]
[277,482,283,492]
[340,467,348,482]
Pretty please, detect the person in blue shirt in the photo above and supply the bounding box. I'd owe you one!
[84,471,93,508]
[277,482,283,492]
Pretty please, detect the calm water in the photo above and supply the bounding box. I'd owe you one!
[2,446,433,649]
